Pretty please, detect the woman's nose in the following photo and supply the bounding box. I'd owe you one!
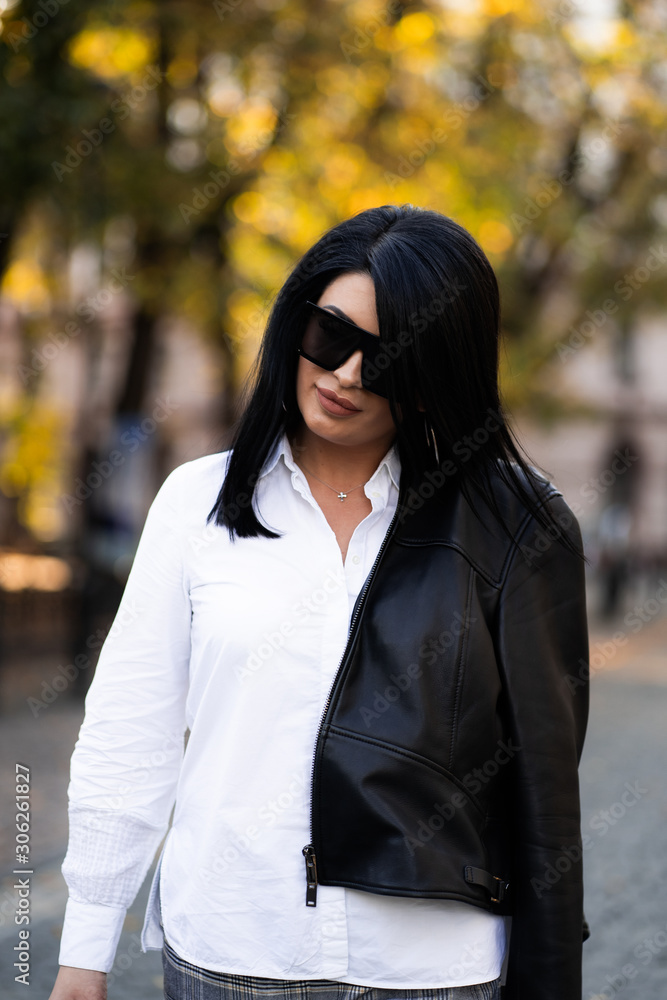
[334,349,364,388]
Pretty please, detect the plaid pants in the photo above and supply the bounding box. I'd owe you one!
[162,939,502,1000]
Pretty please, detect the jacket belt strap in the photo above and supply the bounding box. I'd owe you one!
[464,865,510,903]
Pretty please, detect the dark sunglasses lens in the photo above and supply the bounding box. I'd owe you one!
[301,312,358,370]
[300,306,390,398]
[359,336,389,397]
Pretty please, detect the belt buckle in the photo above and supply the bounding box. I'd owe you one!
[491,876,508,903]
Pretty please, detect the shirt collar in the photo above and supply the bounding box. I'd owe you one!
[258,432,401,494]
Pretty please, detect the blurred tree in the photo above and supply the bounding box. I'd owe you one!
[0,0,666,550]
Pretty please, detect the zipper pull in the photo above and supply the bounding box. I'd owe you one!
[302,844,318,906]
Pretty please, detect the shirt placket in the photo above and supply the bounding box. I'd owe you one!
[288,466,351,975]
[284,458,396,978]
[311,479,394,976]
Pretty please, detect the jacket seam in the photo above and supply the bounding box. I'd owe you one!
[497,491,564,589]
[448,566,474,771]
[325,725,486,819]
[396,484,563,590]
[315,879,492,906]
[394,539,505,589]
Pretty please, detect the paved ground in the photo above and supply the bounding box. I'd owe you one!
[1,587,667,999]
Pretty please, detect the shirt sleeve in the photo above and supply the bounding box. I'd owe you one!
[58,464,192,972]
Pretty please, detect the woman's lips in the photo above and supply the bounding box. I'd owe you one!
[316,386,362,416]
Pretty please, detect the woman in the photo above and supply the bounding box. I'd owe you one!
[50,204,589,1000]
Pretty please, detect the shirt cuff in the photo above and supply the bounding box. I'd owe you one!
[58,897,127,973]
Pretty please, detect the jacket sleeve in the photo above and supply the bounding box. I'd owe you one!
[495,491,589,1000]
[58,464,192,973]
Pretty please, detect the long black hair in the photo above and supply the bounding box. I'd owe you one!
[208,204,580,556]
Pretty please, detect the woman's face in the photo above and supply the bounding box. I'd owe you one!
[294,272,397,453]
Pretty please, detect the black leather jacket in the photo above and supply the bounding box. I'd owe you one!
[304,464,589,1000]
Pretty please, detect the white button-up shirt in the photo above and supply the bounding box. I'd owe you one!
[59,434,506,988]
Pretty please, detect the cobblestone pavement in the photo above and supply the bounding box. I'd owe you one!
[1,602,667,999]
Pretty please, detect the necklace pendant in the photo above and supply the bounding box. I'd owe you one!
[337,492,347,501]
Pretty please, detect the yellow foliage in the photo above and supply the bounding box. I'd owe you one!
[225,98,279,158]
[227,289,266,324]
[0,404,68,541]
[394,12,435,47]
[229,229,292,291]
[281,202,331,252]
[359,62,392,90]
[439,7,487,39]
[167,56,199,89]
[233,191,265,225]
[315,65,357,96]
[321,145,367,188]
[396,42,439,75]
[0,462,28,497]
[343,0,393,29]
[1,258,50,314]
[611,20,639,51]
[370,26,400,53]
[482,0,536,17]
[347,186,398,215]
[263,148,298,174]
[67,26,156,79]
[232,191,296,238]
[478,219,514,255]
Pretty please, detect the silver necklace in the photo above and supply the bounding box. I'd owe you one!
[298,462,366,502]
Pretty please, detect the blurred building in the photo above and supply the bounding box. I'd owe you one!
[516,313,667,618]
[0,277,227,707]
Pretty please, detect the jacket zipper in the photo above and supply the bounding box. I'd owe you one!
[302,500,403,906]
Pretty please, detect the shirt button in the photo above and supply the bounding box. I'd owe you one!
[352,555,361,565]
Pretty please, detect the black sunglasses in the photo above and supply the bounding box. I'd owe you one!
[298,301,389,398]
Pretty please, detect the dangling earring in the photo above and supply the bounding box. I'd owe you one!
[424,414,440,466]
